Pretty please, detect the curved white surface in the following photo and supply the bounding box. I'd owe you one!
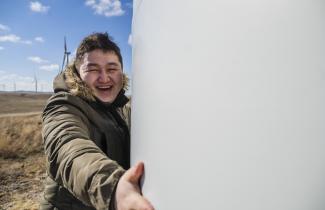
[131,1,325,209]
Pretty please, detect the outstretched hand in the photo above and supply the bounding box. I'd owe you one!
[115,162,154,210]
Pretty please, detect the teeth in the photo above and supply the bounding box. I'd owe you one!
[97,85,112,89]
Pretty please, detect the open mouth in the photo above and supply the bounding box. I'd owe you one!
[96,85,113,91]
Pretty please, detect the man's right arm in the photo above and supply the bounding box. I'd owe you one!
[42,96,125,210]
[42,95,154,210]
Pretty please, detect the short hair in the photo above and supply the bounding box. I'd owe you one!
[75,32,123,69]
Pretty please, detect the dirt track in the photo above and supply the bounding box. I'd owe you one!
[0,154,45,210]
[0,112,42,118]
[0,92,51,115]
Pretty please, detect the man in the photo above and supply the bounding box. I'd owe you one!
[41,32,154,210]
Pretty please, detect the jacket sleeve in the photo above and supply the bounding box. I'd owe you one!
[42,95,125,210]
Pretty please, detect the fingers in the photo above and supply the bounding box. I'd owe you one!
[126,162,144,184]
[142,197,155,210]
[130,193,155,210]
[116,162,154,210]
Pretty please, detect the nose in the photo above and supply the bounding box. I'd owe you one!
[98,70,110,83]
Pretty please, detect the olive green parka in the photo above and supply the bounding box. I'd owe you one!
[40,65,130,210]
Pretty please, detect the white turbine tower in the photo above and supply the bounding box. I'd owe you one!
[34,73,38,93]
[131,1,325,210]
[61,36,71,72]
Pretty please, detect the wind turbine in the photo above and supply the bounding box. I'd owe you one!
[34,73,38,93]
[61,36,71,72]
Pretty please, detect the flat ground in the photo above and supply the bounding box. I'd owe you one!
[0,92,51,210]
[0,92,51,115]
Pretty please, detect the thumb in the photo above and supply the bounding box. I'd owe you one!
[126,162,144,184]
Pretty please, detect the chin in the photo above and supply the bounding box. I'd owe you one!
[99,97,114,103]
[94,92,112,103]
[94,89,119,103]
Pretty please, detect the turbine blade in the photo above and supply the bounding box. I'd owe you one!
[64,36,67,52]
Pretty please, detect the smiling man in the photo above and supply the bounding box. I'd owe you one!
[78,49,123,103]
[41,32,153,210]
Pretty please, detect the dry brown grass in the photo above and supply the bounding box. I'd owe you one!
[0,153,45,210]
[0,114,43,158]
[0,92,50,209]
[0,115,46,209]
[5,196,39,210]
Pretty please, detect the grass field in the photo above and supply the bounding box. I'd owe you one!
[0,92,51,115]
[0,92,51,210]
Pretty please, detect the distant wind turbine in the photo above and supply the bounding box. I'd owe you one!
[61,36,71,72]
[34,74,38,93]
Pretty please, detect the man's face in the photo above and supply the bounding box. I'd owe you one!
[79,49,123,103]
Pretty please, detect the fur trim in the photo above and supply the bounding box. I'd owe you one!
[122,73,130,91]
[65,65,96,101]
[64,64,129,102]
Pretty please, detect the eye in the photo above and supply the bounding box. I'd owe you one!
[86,68,99,72]
[107,68,118,73]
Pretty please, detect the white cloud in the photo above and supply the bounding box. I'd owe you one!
[0,46,4,50]
[30,1,50,13]
[38,80,53,92]
[0,74,33,82]
[0,24,10,32]
[34,36,44,42]
[0,72,53,92]
[128,34,132,46]
[28,56,48,64]
[40,64,59,72]
[21,40,33,45]
[85,0,96,5]
[0,34,33,45]
[0,74,35,91]
[0,34,21,43]
[85,0,125,17]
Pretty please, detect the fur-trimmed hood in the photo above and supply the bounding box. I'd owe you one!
[53,64,129,103]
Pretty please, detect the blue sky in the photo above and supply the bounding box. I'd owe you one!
[0,0,133,92]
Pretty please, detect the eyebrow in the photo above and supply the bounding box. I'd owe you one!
[86,62,119,67]
[107,62,119,67]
